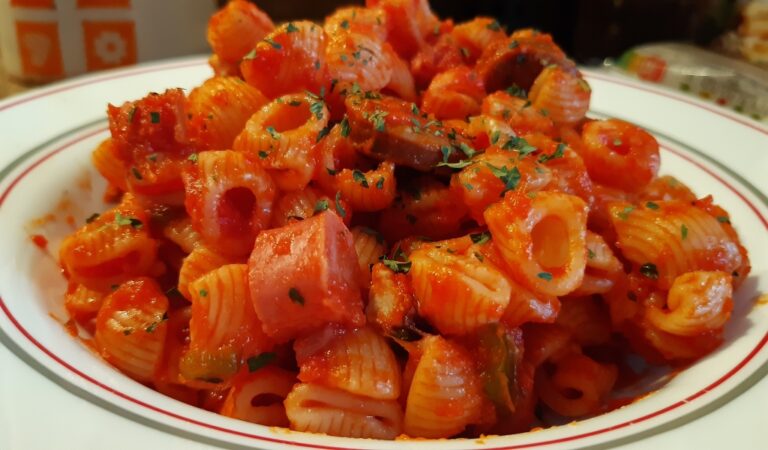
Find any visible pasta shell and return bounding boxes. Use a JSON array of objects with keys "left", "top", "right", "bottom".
[
  {"left": 535, "top": 352, "right": 617, "bottom": 417},
  {"left": 220, "top": 366, "right": 296, "bottom": 427},
  {"left": 59, "top": 193, "right": 157, "bottom": 291},
  {"left": 484, "top": 191, "right": 588, "bottom": 296},
  {"left": 645, "top": 271, "right": 733, "bottom": 336},
  {"left": 182, "top": 150, "right": 276, "bottom": 256},
  {"left": 295, "top": 326, "right": 401, "bottom": 400},
  {"left": 95, "top": 278, "right": 169, "bottom": 383},
  {"left": 187, "top": 76, "right": 268, "bottom": 150},
  {"left": 410, "top": 245, "right": 512, "bottom": 335},
  {"left": 404, "top": 336, "right": 482, "bottom": 438},
  {"left": 610, "top": 201, "right": 743, "bottom": 290},
  {"left": 529, "top": 65, "right": 591, "bottom": 125},
  {"left": 163, "top": 216, "right": 202, "bottom": 254},
  {"left": 285, "top": 383, "right": 403, "bottom": 439}
]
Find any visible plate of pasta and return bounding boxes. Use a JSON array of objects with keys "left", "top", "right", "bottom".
[{"left": 0, "top": 1, "right": 767, "bottom": 449}]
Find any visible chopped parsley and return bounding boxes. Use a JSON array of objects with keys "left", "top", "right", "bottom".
[
  {"left": 305, "top": 89, "right": 326, "bottom": 119},
  {"left": 247, "top": 352, "right": 276, "bottom": 372},
  {"left": 537, "top": 272, "right": 553, "bottom": 281},
  {"left": 288, "top": 287, "right": 305, "bottom": 305},
  {"left": 440, "top": 145, "right": 453, "bottom": 163},
  {"left": 187, "top": 153, "right": 198, "bottom": 162},
  {"left": 376, "top": 177, "right": 384, "bottom": 189},
  {"left": 258, "top": 150, "right": 268, "bottom": 159},
  {"left": 145, "top": 312, "right": 168, "bottom": 333},
  {"left": 681, "top": 224, "right": 688, "bottom": 240},
  {"left": 314, "top": 199, "right": 329, "bottom": 214},
  {"left": 717, "top": 216, "right": 731, "bottom": 224},
  {"left": 150, "top": 111, "right": 160, "bottom": 124},
  {"left": 352, "top": 170, "right": 369, "bottom": 188},
  {"left": 382, "top": 258, "right": 411, "bottom": 274},
  {"left": 485, "top": 164, "right": 521, "bottom": 195},
  {"left": 487, "top": 20, "right": 502, "bottom": 31},
  {"left": 288, "top": 100, "right": 302, "bottom": 107},
  {"left": 490, "top": 130, "right": 502, "bottom": 145},
  {"left": 85, "top": 213, "right": 100, "bottom": 224},
  {"left": 368, "top": 110, "right": 388, "bottom": 132},
  {"left": 199, "top": 289, "right": 208, "bottom": 297},
  {"left": 612, "top": 138, "right": 623, "bottom": 146},
  {"left": 474, "top": 251, "right": 485, "bottom": 262},
  {"left": 340, "top": 116, "right": 351, "bottom": 137},
  {"left": 587, "top": 249, "right": 596, "bottom": 259},
  {"left": 266, "top": 126, "right": 281, "bottom": 140},
  {"left": 470, "top": 231, "right": 492, "bottom": 245},
  {"left": 639, "top": 263, "right": 659, "bottom": 280},
  {"left": 264, "top": 37, "right": 282, "bottom": 49},
  {"left": 243, "top": 49, "right": 257, "bottom": 60},
  {"left": 509, "top": 40, "right": 519, "bottom": 49},
  {"left": 537, "top": 143, "right": 566, "bottom": 163},
  {"left": 459, "top": 142, "right": 477, "bottom": 158},
  {"left": 645, "top": 201, "right": 660, "bottom": 210},
  {"left": 334, "top": 192, "right": 347, "bottom": 218},
  {"left": 286, "top": 22, "right": 299, "bottom": 33},
  {"left": 505, "top": 84, "right": 527, "bottom": 99},
  {"left": 309, "top": 100, "right": 325, "bottom": 120},
  {"left": 617, "top": 205, "right": 635, "bottom": 220},
  {"left": 340, "top": 19, "right": 350, "bottom": 29},
  {"left": 316, "top": 125, "right": 331, "bottom": 143},
  {"left": 502, "top": 136, "right": 537, "bottom": 156},
  {"left": 437, "top": 159, "right": 473, "bottom": 169},
  {"left": 114, "top": 212, "right": 142, "bottom": 229}
]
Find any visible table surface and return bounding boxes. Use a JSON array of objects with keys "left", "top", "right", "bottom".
[
  {"left": 0, "top": 52, "right": 31, "bottom": 99},
  {"left": 0, "top": 53, "right": 36, "bottom": 99}
]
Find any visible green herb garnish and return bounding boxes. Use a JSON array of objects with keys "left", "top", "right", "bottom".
[
  {"left": 288, "top": 287, "right": 305, "bottom": 305},
  {"left": 247, "top": 352, "right": 276, "bottom": 372}
]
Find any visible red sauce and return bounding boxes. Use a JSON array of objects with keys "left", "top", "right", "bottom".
[
  {"left": 30, "top": 234, "right": 48, "bottom": 250},
  {"left": 63, "top": 318, "right": 80, "bottom": 337}
]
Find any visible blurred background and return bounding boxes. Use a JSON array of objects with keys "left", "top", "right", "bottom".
[
  {"left": 251, "top": 0, "right": 741, "bottom": 64},
  {"left": 1, "top": 0, "right": 766, "bottom": 121}
]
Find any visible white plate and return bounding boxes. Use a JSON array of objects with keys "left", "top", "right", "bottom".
[{"left": 0, "top": 57, "right": 766, "bottom": 450}]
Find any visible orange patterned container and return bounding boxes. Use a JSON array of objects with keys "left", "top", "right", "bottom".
[{"left": 0, "top": 0, "right": 217, "bottom": 83}]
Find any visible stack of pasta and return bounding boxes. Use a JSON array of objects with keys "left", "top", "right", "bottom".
[{"left": 58, "top": 0, "right": 751, "bottom": 440}]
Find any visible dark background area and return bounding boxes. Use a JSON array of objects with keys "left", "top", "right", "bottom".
[{"left": 226, "top": 0, "right": 740, "bottom": 63}]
